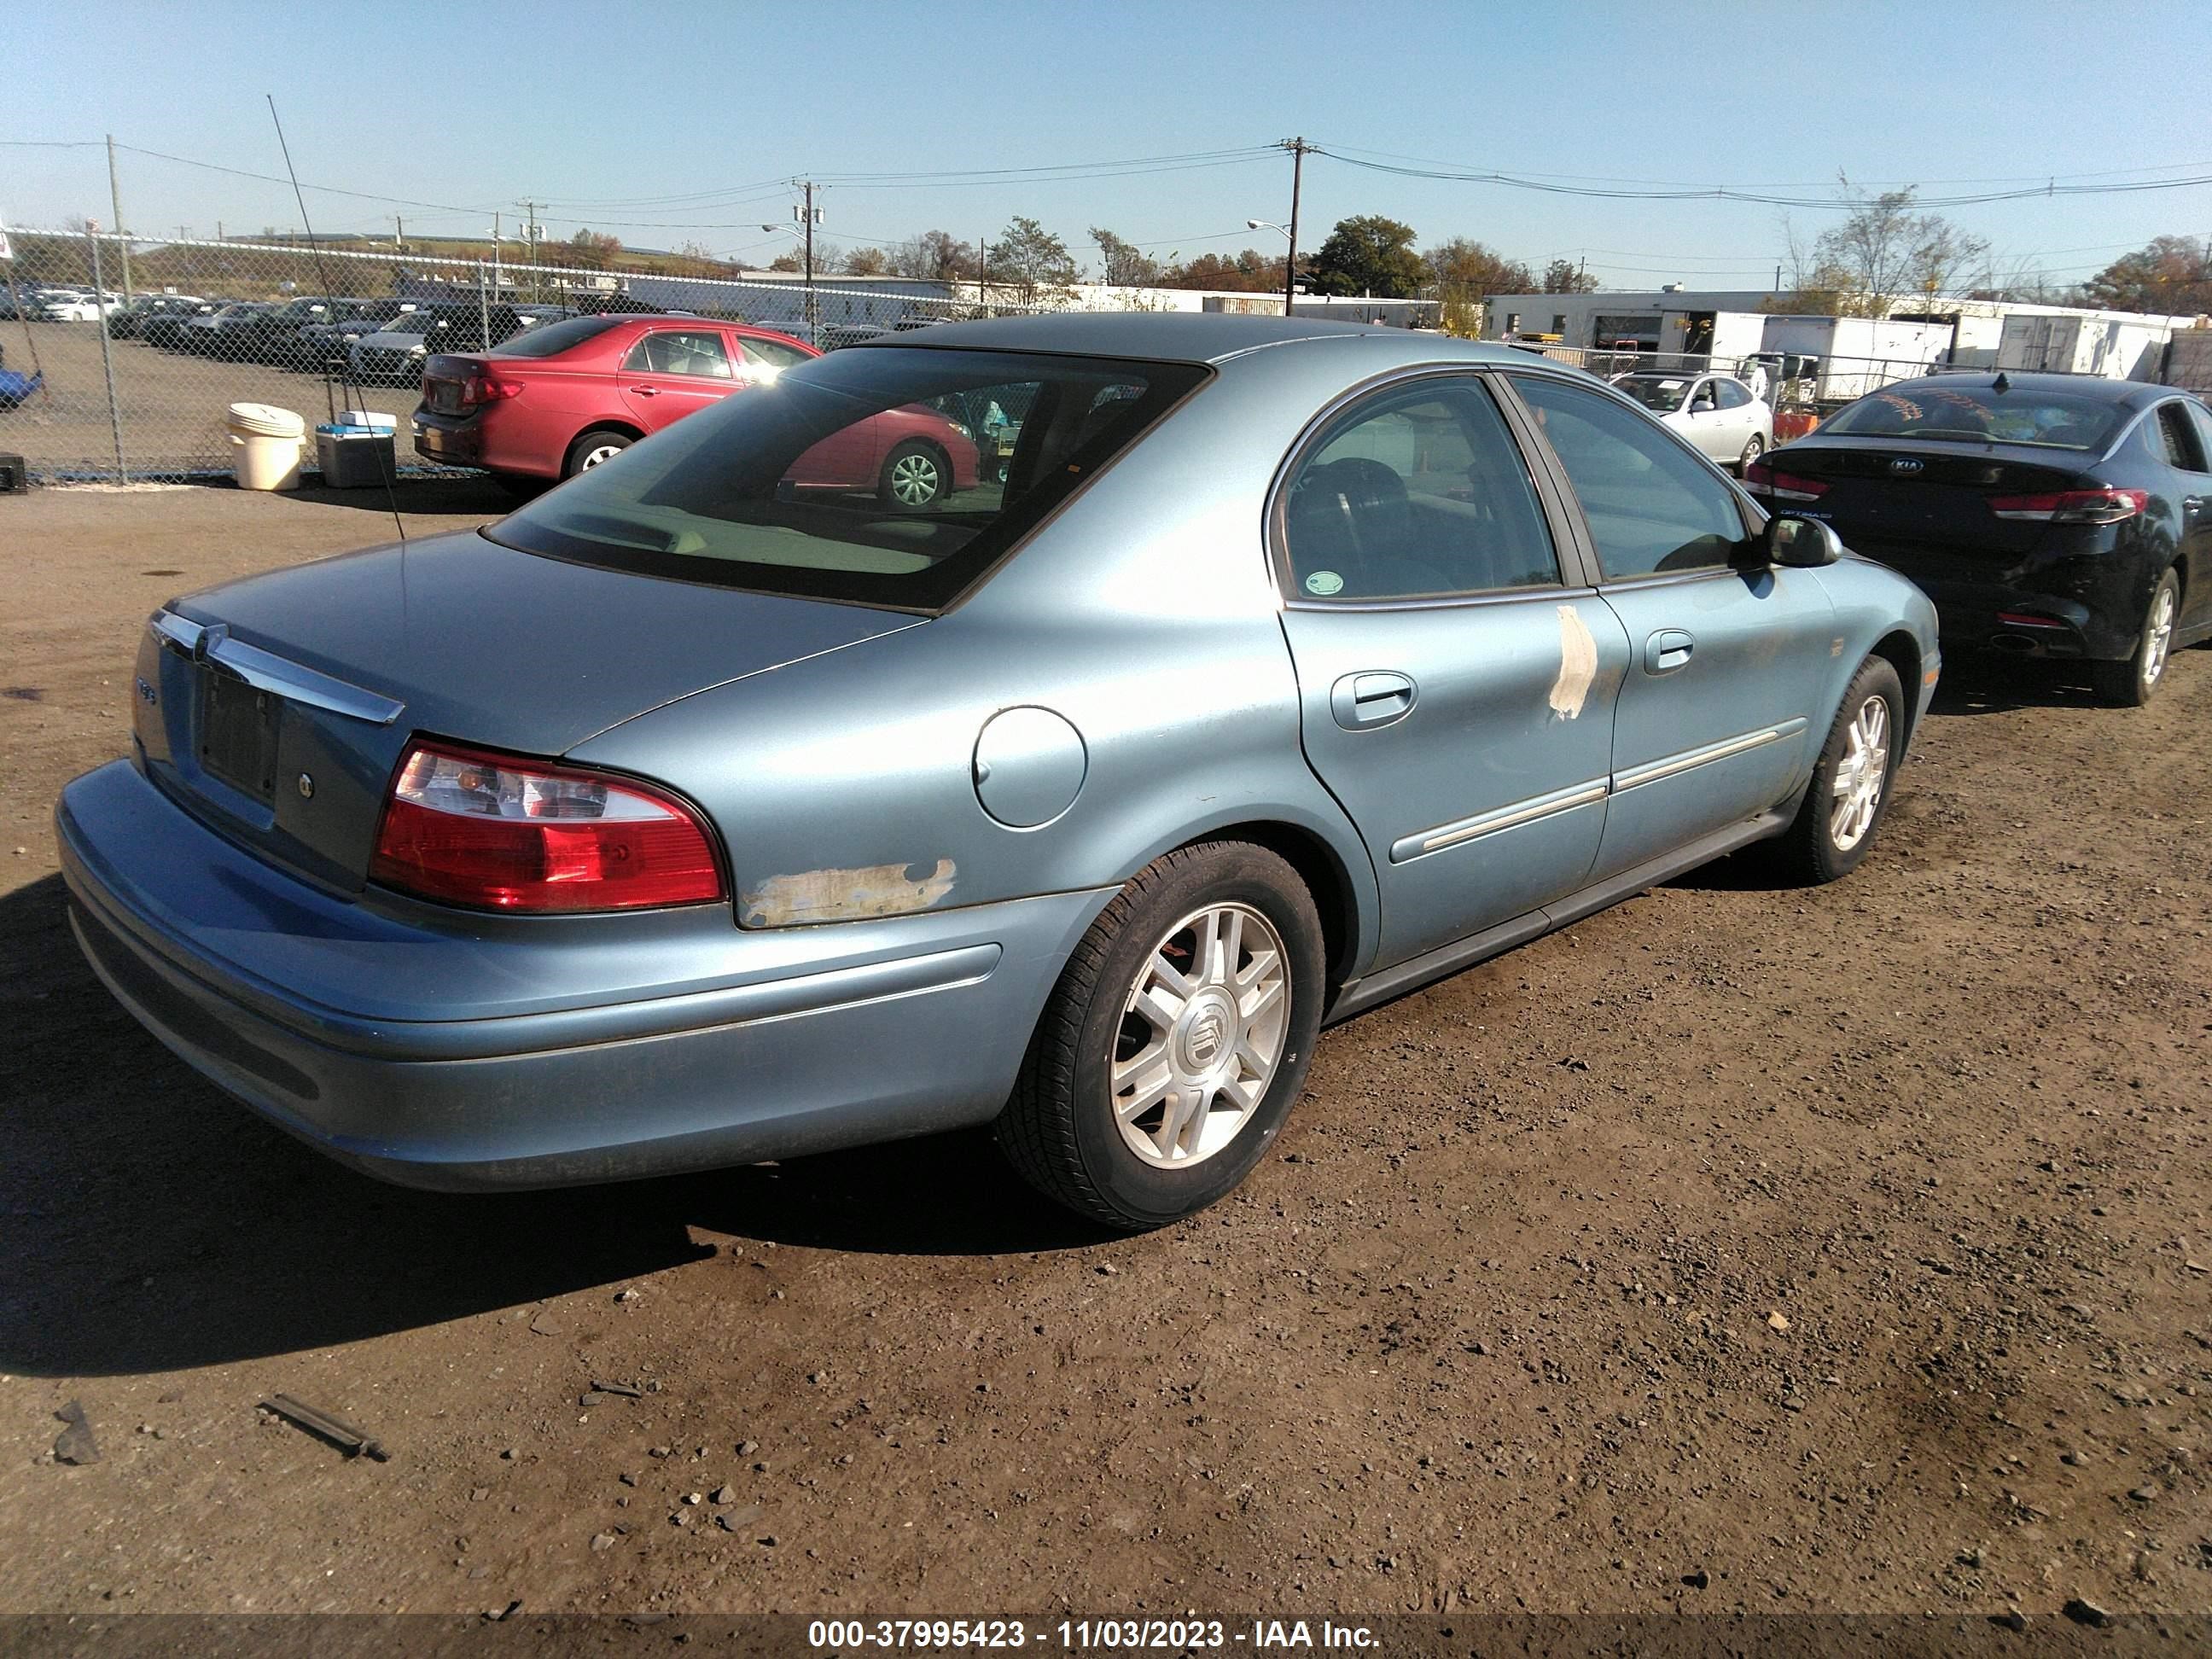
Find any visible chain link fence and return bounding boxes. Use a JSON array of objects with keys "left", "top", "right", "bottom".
[{"left": 0, "top": 229, "right": 1064, "bottom": 483}]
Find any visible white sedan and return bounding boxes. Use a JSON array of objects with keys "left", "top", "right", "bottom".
[
  {"left": 1610, "top": 370, "right": 1773, "bottom": 472},
  {"left": 42, "top": 293, "right": 121, "bottom": 323}
]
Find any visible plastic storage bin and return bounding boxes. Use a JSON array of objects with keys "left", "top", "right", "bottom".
[{"left": 227, "top": 403, "right": 306, "bottom": 492}]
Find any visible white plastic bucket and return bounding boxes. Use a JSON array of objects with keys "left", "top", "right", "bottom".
[{"left": 226, "top": 402, "right": 306, "bottom": 491}]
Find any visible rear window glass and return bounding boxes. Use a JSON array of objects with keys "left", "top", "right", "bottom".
[
  {"left": 1615, "top": 376, "right": 1691, "bottom": 412},
  {"left": 495, "top": 318, "right": 623, "bottom": 360},
  {"left": 490, "top": 346, "right": 1208, "bottom": 613},
  {"left": 1822, "top": 382, "right": 2126, "bottom": 451}
]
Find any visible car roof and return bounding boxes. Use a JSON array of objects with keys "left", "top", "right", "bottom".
[
  {"left": 1885, "top": 371, "right": 2170, "bottom": 410},
  {"left": 856, "top": 311, "right": 1525, "bottom": 368}
]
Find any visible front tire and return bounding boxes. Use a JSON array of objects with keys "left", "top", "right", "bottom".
[
  {"left": 998, "top": 841, "right": 1326, "bottom": 1231},
  {"left": 879, "top": 439, "right": 950, "bottom": 510},
  {"left": 1768, "top": 655, "right": 1904, "bottom": 885},
  {"left": 2091, "top": 567, "right": 2180, "bottom": 707}
]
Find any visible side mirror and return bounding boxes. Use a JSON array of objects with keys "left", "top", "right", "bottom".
[{"left": 1767, "top": 515, "right": 1844, "bottom": 568}]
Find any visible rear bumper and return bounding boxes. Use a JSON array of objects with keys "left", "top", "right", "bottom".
[
  {"left": 59, "top": 759, "right": 1109, "bottom": 1191},
  {"left": 1846, "top": 538, "right": 2148, "bottom": 661},
  {"left": 411, "top": 410, "right": 486, "bottom": 468}
]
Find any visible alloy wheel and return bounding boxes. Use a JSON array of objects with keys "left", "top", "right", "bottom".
[
  {"left": 579, "top": 443, "right": 625, "bottom": 470},
  {"left": 1829, "top": 695, "right": 1890, "bottom": 852},
  {"left": 1110, "top": 902, "right": 1291, "bottom": 1168},
  {"left": 2141, "top": 581, "right": 2176, "bottom": 690}
]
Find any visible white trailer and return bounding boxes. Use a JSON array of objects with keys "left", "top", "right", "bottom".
[
  {"left": 1755, "top": 316, "right": 1953, "bottom": 404},
  {"left": 1996, "top": 314, "right": 2170, "bottom": 380}
]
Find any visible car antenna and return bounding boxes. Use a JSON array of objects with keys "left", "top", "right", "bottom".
[
  {"left": 1992, "top": 371, "right": 2010, "bottom": 394},
  {"left": 265, "top": 93, "right": 405, "bottom": 546}
]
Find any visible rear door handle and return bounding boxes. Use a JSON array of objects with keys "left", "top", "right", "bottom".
[
  {"left": 627, "top": 384, "right": 661, "bottom": 397},
  {"left": 1644, "top": 630, "right": 1695, "bottom": 674},
  {"left": 1330, "top": 670, "right": 1417, "bottom": 731}
]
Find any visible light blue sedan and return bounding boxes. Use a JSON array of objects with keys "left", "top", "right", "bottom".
[{"left": 57, "top": 315, "right": 1939, "bottom": 1229}]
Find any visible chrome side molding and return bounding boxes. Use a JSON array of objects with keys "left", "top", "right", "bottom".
[{"left": 150, "top": 610, "right": 406, "bottom": 727}]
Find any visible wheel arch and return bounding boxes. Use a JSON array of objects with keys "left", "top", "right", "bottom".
[
  {"left": 1866, "top": 628, "right": 1924, "bottom": 745},
  {"left": 1184, "top": 818, "right": 1363, "bottom": 998},
  {"left": 569, "top": 417, "right": 643, "bottom": 453}
]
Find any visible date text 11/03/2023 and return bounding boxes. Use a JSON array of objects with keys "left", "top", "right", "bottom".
[{"left": 806, "top": 1620, "right": 1381, "bottom": 1650}]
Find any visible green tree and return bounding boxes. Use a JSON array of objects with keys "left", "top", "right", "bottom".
[
  {"left": 1090, "top": 227, "right": 1161, "bottom": 288},
  {"left": 1309, "top": 215, "right": 1428, "bottom": 298},
  {"left": 2083, "top": 236, "right": 2212, "bottom": 315},
  {"left": 987, "top": 216, "right": 1079, "bottom": 303},
  {"left": 842, "top": 246, "right": 890, "bottom": 277}
]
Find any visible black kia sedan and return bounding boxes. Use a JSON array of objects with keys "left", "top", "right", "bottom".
[{"left": 1750, "top": 373, "right": 2212, "bottom": 704}]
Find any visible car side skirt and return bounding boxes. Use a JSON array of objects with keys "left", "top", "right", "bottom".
[{"left": 1324, "top": 796, "right": 1802, "bottom": 1027}]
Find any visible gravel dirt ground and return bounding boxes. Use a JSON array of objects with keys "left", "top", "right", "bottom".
[{"left": 0, "top": 482, "right": 2207, "bottom": 1623}]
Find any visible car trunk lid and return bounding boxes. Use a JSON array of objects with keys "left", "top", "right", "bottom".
[
  {"left": 1765, "top": 439, "right": 2089, "bottom": 563},
  {"left": 135, "top": 528, "right": 920, "bottom": 894}
]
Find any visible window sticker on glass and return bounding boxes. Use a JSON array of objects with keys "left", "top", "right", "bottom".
[{"left": 1304, "top": 569, "right": 1345, "bottom": 597}]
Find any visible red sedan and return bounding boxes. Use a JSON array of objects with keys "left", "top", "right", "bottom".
[{"left": 412, "top": 314, "right": 980, "bottom": 504}]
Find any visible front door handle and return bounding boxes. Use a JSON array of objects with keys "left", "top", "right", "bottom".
[
  {"left": 1330, "top": 670, "right": 1417, "bottom": 731},
  {"left": 1644, "top": 630, "right": 1696, "bottom": 674},
  {"left": 2186, "top": 495, "right": 2206, "bottom": 519}
]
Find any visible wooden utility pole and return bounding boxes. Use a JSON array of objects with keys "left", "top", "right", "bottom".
[
  {"left": 796, "top": 180, "right": 820, "bottom": 333},
  {"left": 1280, "top": 137, "right": 1315, "bottom": 318},
  {"left": 106, "top": 134, "right": 133, "bottom": 301}
]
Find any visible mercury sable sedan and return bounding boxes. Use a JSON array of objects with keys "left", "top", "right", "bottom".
[{"left": 59, "top": 315, "right": 1939, "bottom": 1230}]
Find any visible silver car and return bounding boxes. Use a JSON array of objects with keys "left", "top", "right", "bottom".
[
  {"left": 59, "top": 316, "right": 1937, "bottom": 1229},
  {"left": 1612, "top": 370, "right": 1774, "bottom": 471}
]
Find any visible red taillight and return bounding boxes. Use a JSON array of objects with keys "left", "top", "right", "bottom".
[
  {"left": 370, "top": 740, "right": 724, "bottom": 912},
  {"left": 457, "top": 372, "right": 523, "bottom": 410},
  {"left": 1987, "top": 487, "right": 2146, "bottom": 525},
  {"left": 1743, "top": 459, "right": 1830, "bottom": 503}
]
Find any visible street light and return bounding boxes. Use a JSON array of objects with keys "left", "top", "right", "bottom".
[{"left": 1247, "top": 219, "right": 1305, "bottom": 313}]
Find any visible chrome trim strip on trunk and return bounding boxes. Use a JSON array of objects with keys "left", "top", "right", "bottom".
[
  {"left": 1391, "top": 779, "right": 1610, "bottom": 863},
  {"left": 151, "top": 609, "right": 407, "bottom": 727},
  {"left": 1612, "top": 717, "right": 1807, "bottom": 793}
]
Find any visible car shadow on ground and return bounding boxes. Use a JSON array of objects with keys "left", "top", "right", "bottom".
[
  {"left": 1924, "top": 651, "right": 2116, "bottom": 716},
  {"left": 253, "top": 474, "right": 518, "bottom": 517},
  {"left": 0, "top": 871, "right": 1104, "bottom": 1377}
]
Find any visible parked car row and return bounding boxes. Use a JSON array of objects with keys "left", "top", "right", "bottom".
[{"left": 96, "top": 290, "right": 582, "bottom": 383}]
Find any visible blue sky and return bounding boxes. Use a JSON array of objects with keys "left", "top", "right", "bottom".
[{"left": 7, "top": 0, "right": 2210, "bottom": 289}]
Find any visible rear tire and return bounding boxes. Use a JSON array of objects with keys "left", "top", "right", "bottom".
[
  {"left": 1738, "top": 434, "right": 1766, "bottom": 473},
  {"left": 2091, "top": 567, "right": 2180, "bottom": 707},
  {"left": 1767, "top": 655, "right": 1904, "bottom": 886},
  {"left": 564, "top": 428, "right": 632, "bottom": 478},
  {"left": 997, "top": 841, "right": 1325, "bottom": 1231}
]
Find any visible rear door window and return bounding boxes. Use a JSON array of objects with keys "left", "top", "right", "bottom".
[
  {"left": 625, "top": 329, "right": 736, "bottom": 379},
  {"left": 1278, "top": 376, "right": 1561, "bottom": 601},
  {"left": 2151, "top": 402, "right": 2209, "bottom": 472},
  {"left": 739, "top": 335, "right": 814, "bottom": 374},
  {"left": 1716, "top": 379, "right": 1753, "bottom": 410}
]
